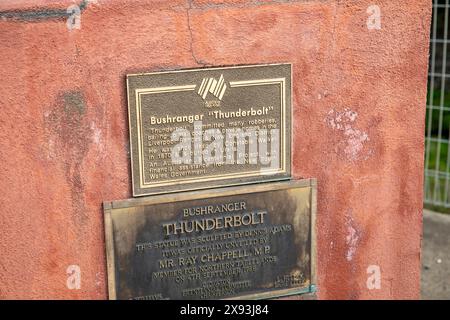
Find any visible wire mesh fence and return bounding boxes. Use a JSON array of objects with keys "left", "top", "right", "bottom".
[{"left": 424, "top": 0, "right": 450, "bottom": 208}]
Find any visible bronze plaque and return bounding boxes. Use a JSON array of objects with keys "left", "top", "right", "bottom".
[
  {"left": 127, "top": 64, "right": 292, "bottom": 196},
  {"left": 104, "top": 179, "right": 316, "bottom": 300}
]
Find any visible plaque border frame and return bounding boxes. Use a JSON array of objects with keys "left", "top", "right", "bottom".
[{"left": 103, "top": 178, "right": 317, "bottom": 300}]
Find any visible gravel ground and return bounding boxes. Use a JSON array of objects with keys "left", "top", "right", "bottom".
[{"left": 421, "top": 210, "right": 450, "bottom": 300}]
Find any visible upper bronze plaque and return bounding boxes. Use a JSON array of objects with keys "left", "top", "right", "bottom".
[{"left": 127, "top": 64, "right": 292, "bottom": 196}]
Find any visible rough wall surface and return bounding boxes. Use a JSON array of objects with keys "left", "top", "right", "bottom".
[{"left": 0, "top": 0, "right": 431, "bottom": 299}]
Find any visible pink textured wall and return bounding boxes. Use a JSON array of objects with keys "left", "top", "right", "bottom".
[{"left": 0, "top": 0, "right": 431, "bottom": 299}]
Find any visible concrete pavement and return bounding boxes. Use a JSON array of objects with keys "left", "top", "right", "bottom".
[{"left": 421, "top": 210, "right": 450, "bottom": 300}]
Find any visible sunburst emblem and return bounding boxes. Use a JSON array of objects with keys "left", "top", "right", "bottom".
[{"left": 197, "top": 74, "right": 227, "bottom": 101}]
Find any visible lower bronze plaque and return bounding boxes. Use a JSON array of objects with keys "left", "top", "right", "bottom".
[{"left": 104, "top": 179, "right": 316, "bottom": 300}]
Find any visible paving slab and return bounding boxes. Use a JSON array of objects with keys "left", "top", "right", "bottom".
[{"left": 421, "top": 210, "right": 450, "bottom": 300}]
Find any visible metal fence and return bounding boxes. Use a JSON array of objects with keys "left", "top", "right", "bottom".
[{"left": 424, "top": 0, "right": 450, "bottom": 208}]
